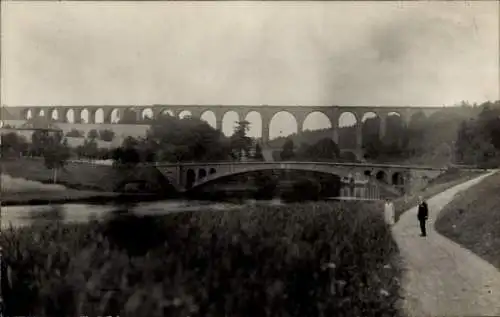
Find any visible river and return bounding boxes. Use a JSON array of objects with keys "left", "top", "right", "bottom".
[{"left": 0, "top": 199, "right": 287, "bottom": 229}]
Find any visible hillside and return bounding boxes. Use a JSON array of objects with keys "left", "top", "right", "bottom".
[
  {"left": 266, "top": 105, "right": 486, "bottom": 165},
  {"left": 435, "top": 171, "right": 500, "bottom": 269}
]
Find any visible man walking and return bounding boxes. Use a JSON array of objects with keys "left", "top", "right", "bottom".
[{"left": 417, "top": 196, "right": 429, "bottom": 237}]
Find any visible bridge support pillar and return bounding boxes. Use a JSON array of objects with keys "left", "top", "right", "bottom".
[
  {"left": 379, "top": 113, "right": 387, "bottom": 141},
  {"left": 355, "top": 122, "right": 363, "bottom": 160}
]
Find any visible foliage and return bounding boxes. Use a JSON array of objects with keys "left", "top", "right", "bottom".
[
  {"left": 42, "top": 131, "right": 71, "bottom": 171},
  {"left": 267, "top": 101, "right": 498, "bottom": 165},
  {"left": 253, "top": 143, "right": 264, "bottom": 161},
  {"left": 296, "top": 138, "right": 340, "bottom": 161},
  {"left": 455, "top": 102, "right": 500, "bottom": 167},
  {"left": 75, "top": 138, "right": 100, "bottom": 159},
  {"left": 0, "top": 202, "right": 403, "bottom": 317},
  {"left": 229, "top": 120, "right": 253, "bottom": 161},
  {"left": 65, "top": 129, "right": 84, "bottom": 138},
  {"left": 98, "top": 129, "right": 115, "bottom": 142},
  {"left": 1, "top": 132, "right": 29, "bottom": 157},
  {"left": 111, "top": 114, "right": 232, "bottom": 164},
  {"left": 280, "top": 138, "right": 295, "bottom": 161},
  {"left": 87, "top": 129, "right": 99, "bottom": 140}
]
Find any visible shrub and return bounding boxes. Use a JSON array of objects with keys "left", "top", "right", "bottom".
[
  {"left": 0, "top": 202, "right": 403, "bottom": 317},
  {"left": 66, "top": 129, "right": 84, "bottom": 138}
]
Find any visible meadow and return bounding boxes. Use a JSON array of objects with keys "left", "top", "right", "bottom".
[{"left": 0, "top": 201, "right": 404, "bottom": 317}]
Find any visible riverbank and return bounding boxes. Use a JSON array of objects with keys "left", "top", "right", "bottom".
[
  {"left": 0, "top": 174, "right": 167, "bottom": 206},
  {"left": 0, "top": 201, "right": 404, "bottom": 316}
]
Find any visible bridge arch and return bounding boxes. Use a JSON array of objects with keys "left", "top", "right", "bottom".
[
  {"left": 384, "top": 112, "right": 405, "bottom": 144},
  {"left": 65, "top": 109, "right": 75, "bottom": 123},
  {"left": 24, "top": 109, "right": 33, "bottom": 120},
  {"left": 200, "top": 110, "right": 217, "bottom": 129},
  {"left": 51, "top": 109, "right": 59, "bottom": 121},
  {"left": 179, "top": 110, "right": 192, "bottom": 119},
  {"left": 186, "top": 166, "right": 344, "bottom": 192},
  {"left": 269, "top": 111, "right": 298, "bottom": 140},
  {"left": 408, "top": 111, "right": 426, "bottom": 130},
  {"left": 244, "top": 111, "right": 262, "bottom": 139},
  {"left": 375, "top": 170, "right": 387, "bottom": 183},
  {"left": 110, "top": 108, "right": 120, "bottom": 123},
  {"left": 81, "top": 109, "right": 90, "bottom": 124},
  {"left": 161, "top": 109, "right": 174, "bottom": 117},
  {"left": 94, "top": 108, "right": 104, "bottom": 124},
  {"left": 222, "top": 111, "right": 239, "bottom": 136},
  {"left": 198, "top": 168, "right": 207, "bottom": 180},
  {"left": 142, "top": 108, "right": 154, "bottom": 121},
  {"left": 302, "top": 111, "right": 332, "bottom": 132},
  {"left": 392, "top": 172, "right": 405, "bottom": 186}
]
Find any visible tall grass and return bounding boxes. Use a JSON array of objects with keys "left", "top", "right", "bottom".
[{"left": 0, "top": 202, "right": 403, "bottom": 317}]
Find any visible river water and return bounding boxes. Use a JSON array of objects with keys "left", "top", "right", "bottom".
[{"left": 0, "top": 199, "right": 287, "bottom": 229}]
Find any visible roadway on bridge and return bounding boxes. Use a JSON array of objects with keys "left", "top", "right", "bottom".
[{"left": 393, "top": 170, "right": 500, "bottom": 316}]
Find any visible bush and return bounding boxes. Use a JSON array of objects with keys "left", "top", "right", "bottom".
[
  {"left": 0, "top": 203, "right": 403, "bottom": 317},
  {"left": 66, "top": 129, "right": 84, "bottom": 138}
]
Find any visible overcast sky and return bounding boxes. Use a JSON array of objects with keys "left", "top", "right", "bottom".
[{"left": 1, "top": 1, "right": 498, "bottom": 137}]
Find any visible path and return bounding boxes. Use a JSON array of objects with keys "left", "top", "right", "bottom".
[{"left": 393, "top": 171, "right": 500, "bottom": 317}]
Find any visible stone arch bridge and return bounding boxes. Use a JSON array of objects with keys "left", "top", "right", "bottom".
[
  {"left": 2, "top": 104, "right": 461, "bottom": 160},
  {"left": 154, "top": 161, "right": 447, "bottom": 197}
]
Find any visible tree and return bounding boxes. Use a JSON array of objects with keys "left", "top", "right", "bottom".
[
  {"left": 87, "top": 129, "right": 99, "bottom": 140},
  {"left": 298, "top": 138, "right": 340, "bottom": 161},
  {"left": 77, "top": 138, "right": 99, "bottom": 159},
  {"left": 121, "top": 109, "right": 139, "bottom": 124},
  {"left": 144, "top": 115, "right": 231, "bottom": 162},
  {"left": 280, "top": 138, "right": 295, "bottom": 161},
  {"left": 230, "top": 120, "right": 253, "bottom": 161},
  {"left": 253, "top": 142, "right": 264, "bottom": 161},
  {"left": 66, "top": 129, "right": 84, "bottom": 138},
  {"left": 1, "top": 132, "right": 28, "bottom": 157},
  {"left": 99, "top": 129, "right": 115, "bottom": 142},
  {"left": 42, "top": 131, "right": 71, "bottom": 183}
]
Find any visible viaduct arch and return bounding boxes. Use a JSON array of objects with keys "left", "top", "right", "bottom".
[{"left": 4, "top": 104, "right": 449, "bottom": 160}]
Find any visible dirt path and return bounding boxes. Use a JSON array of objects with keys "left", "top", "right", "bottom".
[{"left": 393, "top": 171, "right": 500, "bottom": 317}]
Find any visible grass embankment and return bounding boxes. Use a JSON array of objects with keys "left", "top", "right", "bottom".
[
  {"left": 1, "top": 158, "right": 176, "bottom": 205},
  {"left": 0, "top": 174, "right": 119, "bottom": 206},
  {"left": 393, "top": 169, "right": 484, "bottom": 222},
  {"left": 435, "top": 171, "right": 500, "bottom": 270},
  {"left": 1, "top": 158, "right": 115, "bottom": 191},
  {"left": 0, "top": 202, "right": 404, "bottom": 317}
]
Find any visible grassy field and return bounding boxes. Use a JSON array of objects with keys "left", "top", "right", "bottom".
[
  {"left": 1, "top": 158, "right": 115, "bottom": 191},
  {"left": 1, "top": 157, "right": 175, "bottom": 196},
  {"left": 0, "top": 202, "right": 404, "bottom": 317},
  {"left": 0, "top": 174, "right": 120, "bottom": 205},
  {"left": 393, "top": 169, "right": 484, "bottom": 222},
  {"left": 435, "top": 171, "right": 500, "bottom": 270}
]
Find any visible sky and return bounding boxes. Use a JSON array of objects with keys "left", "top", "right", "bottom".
[{"left": 1, "top": 1, "right": 499, "bottom": 138}]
